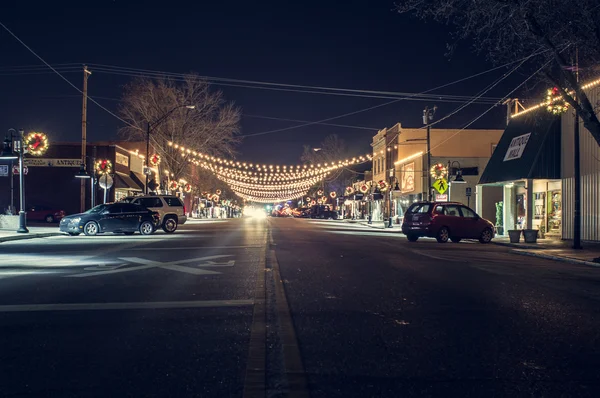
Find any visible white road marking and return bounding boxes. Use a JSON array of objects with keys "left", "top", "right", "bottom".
[
  {"left": 126, "top": 245, "right": 263, "bottom": 250},
  {"left": 0, "top": 299, "right": 254, "bottom": 312},
  {"left": 66, "top": 255, "right": 235, "bottom": 278}
]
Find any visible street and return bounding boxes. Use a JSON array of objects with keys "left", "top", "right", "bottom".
[{"left": 1, "top": 218, "right": 600, "bottom": 397}]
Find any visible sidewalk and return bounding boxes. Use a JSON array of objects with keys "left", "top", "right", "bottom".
[
  {"left": 0, "top": 226, "right": 64, "bottom": 243},
  {"left": 345, "top": 219, "right": 405, "bottom": 233},
  {"left": 493, "top": 236, "right": 600, "bottom": 267}
]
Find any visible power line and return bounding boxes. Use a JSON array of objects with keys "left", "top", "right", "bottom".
[
  {"left": 244, "top": 114, "right": 379, "bottom": 131},
  {"left": 0, "top": 22, "right": 140, "bottom": 131}
]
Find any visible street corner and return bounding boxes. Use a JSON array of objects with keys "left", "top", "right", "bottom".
[{"left": 509, "top": 248, "right": 600, "bottom": 268}]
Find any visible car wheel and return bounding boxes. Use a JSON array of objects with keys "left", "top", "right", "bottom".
[
  {"left": 45, "top": 215, "right": 54, "bottom": 223},
  {"left": 450, "top": 237, "right": 461, "bottom": 243},
  {"left": 162, "top": 217, "right": 178, "bottom": 233},
  {"left": 407, "top": 234, "right": 419, "bottom": 242},
  {"left": 479, "top": 228, "right": 493, "bottom": 244},
  {"left": 436, "top": 227, "right": 450, "bottom": 243},
  {"left": 139, "top": 221, "right": 154, "bottom": 235},
  {"left": 124, "top": 232, "right": 135, "bottom": 236},
  {"left": 68, "top": 232, "right": 80, "bottom": 236},
  {"left": 83, "top": 221, "right": 99, "bottom": 236}
]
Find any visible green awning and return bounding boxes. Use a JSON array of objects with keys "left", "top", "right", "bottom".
[{"left": 479, "top": 112, "right": 560, "bottom": 184}]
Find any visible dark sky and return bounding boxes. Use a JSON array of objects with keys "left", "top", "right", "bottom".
[{"left": 0, "top": 0, "right": 527, "bottom": 164}]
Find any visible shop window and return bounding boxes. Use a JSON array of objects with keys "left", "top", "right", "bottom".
[{"left": 547, "top": 190, "right": 562, "bottom": 234}]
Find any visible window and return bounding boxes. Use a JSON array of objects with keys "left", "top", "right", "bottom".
[
  {"left": 164, "top": 196, "right": 183, "bottom": 207},
  {"left": 460, "top": 207, "right": 477, "bottom": 218},
  {"left": 137, "top": 197, "right": 163, "bottom": 208},
  {"left": 445, "top": 205, "right": 461, "bottom": 217},
  {"left": 406, "top": 203, "right": 431, "bottom": 214},
  {"left": 434, "top": 205, "right": 445, "bottom": 214}
]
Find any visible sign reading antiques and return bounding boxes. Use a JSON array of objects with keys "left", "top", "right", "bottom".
[
  {"left": 24, "top": 158, "right": 80, "bottom": 167},
  {"left": 503, "top": 133, "right": 531, "bottom": 162}
]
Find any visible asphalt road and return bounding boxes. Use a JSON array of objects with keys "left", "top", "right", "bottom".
[{"left": 1, "top": 217, "right": 600, "bottom": 397}]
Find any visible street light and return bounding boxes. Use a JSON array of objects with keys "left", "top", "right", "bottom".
[
  {"left": 0, "top": 129, "right": 28, "bottom": 233},
  {"left": 145, "top": 104, "right": 196, "bottom": 194},
  {"left": 448, "top": 161, "right": 466, "bottom": 184},
  {"left": 75, "top": 164, "right": 98, "bottom": 209}
]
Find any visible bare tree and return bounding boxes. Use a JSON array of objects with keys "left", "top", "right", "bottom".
[
  {"left": 396, "top": 0, "right": 600, "bottom": 146},
  {"left": 119, "top": 75, "right": 241, "bottom": 187},
  {"left": 301, "top": 134, "right": 354, "bottom": 196}
]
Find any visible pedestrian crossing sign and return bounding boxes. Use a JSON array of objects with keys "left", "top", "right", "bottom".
[{"left": 432, "top": 178, "right": 448, "bottom": 195}]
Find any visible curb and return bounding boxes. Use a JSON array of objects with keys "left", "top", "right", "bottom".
[
  {"left": 0, "top": 232, "right": 64, "bottom": 243},
  {"left": 509, "top": 249, "right": 600, "bottom": 268},
  {"left": 492, "top": 241, "right": 542, "bottom": 250}
]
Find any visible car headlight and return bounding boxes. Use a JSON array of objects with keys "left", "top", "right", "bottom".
[{"left": 70, "top": 217, "right": 81, "bottom": 223}]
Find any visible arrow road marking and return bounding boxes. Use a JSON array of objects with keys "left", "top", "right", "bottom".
[{"left": 66, "top": 255, "right": 234, "bottom": 278}]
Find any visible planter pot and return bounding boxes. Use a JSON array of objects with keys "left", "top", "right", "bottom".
[
  {"left": 523, "top": 229, "right": 539, "bottom": 244},
  {"left": 508, "top": 230, "right": 522, "bottom": 243},
  {"left": 496, "top": 226, "right": 504, "bottom": 236}
]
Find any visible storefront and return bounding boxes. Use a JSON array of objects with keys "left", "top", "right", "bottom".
[{"left": 479, "top": 112, "right": 561, "bottom": 236}]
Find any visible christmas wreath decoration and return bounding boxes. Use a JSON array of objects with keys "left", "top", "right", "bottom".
[
  {"left": 546, "top": 87, "right": 569, "bottom": 115},
  {"left": 359, "top": 183, "right": 369, "bottom": 194},
  {"left": 317, "top": 189, "right": 324, "bottom": 196},
  {"left": 169, "top": 180, "right": 179, "bottom": 191},
  {"left": 345, "top": 186, "right": 355, "bottom": 196},
  {"left": 149, "top": 153, "right": 161, "bottom": 166},
  {"left": 183, "top": 183, "right": 192, "bottom": 193},
  {"left": 377, "top": 180, "right": 389, "bottom": 192},
  {"left": 310, "top": 200, "right": 316, "bottom": 206},
  {"left": 329, "top": 191, "right": 337, "bottom": 199},
  {"left": 216, "top": 189, "right": 222, "bottom": 195},
  {"left": 212, "top": 195, "right": 220, "bottom": 202},
  {"left": 430, "top": 163, "right": 448, "bottom": 180},
  {"left": 306, "top": 196, "right": 311, "bottom": 202},
  {"left": 95, "top": 159, "right": 113, "bottom": 175},
  {"left": 24, "top": 132, "right": 49, "bottom": 156},
  {"left": 207, "top": 193, "right": 213, "bottom": 200}
]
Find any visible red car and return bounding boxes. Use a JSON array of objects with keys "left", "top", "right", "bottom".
[
  {"left": 27, "top": 205, "right": 66, "bottom": 223},
  {"left": 401, "top": 201, "right": 495, "bottom": 243}
]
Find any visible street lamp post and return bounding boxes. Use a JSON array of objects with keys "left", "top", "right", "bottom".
[
  {"left": 447, "top": 160, "right": 466, "bottom": 204},
  {"left": 387, "top": 176, "right": 401, "bottom": 228},
  {"left": 1, "top": 129, "right": 28, "bottom": 233},
  {"left": 145, "top": 104, "right": 196, "bottom": 194}
]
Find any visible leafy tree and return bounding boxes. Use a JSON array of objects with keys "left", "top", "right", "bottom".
[{"left": 396, "top": 0, "right": 600, "bottom": 145}]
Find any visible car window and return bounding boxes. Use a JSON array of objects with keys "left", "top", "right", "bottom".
[
  {"left": 120, "top": 203, "right": 141, "bottom": 213},
  {"left": 163, "top": 196, "right": 183, "bottom": 207},
  {"left": 434, "top": 205, "right": 445, "bottom": 214},
  {"left": 107, "top": 204, "right": 124, "bottom": 214},
  {"left": 137, "top": 197, "right": 163, "bottom": 208},
  {"left": 445, "top": 205, "right": 461, "bottom": 217},
  {"left": 406, "top": 203, "right": 431, "bottom": 214},
  {"left": 460, "top": 207, "right": 477, "bottom": 218}
]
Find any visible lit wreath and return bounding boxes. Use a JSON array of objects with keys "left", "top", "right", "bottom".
[
  {"left": 169, "top": 180, "right": 179, "bottom": 191},
  {"left": 321, "top": 196, "right": 328, "bottom": 203},
  {"left": 216, "top": 189, "right": 222, "bottom": 195},
  {"left": 330, "top": 191, "right": 337, "bottom": 199},
  {"left": 317, "top": 189, "right": 324, "bottom": 196},
  {"left": 95, "top": 159, "right": 113, "bottom": 175},
  {"left": 546, "top": 87, "right": 569, "bottom": 115},
  {"left": 345, "top": 186, "right": 355, "bottom": 196},
  {"left": 430, "top": 163, "right": 448, "bottom": 180},
  {"left": 306, "top": 196, "right": 311, "bottom": 202},
  {"left": 213, "top": 195, "right": 220, "bottom": 202},
  {"left": 377, "top": 180, "right": 389, "bottom": 192},
  {"left": 149, "top": 153, "right": 161, "bottom": 166},
  {"left": 359, "top": 184, "right": 369, "bottom": 194},
  {"left": 183, "top": 183, "right": 192, "bottom": 193},
  {"left": 25, "top": 132, "right": 49, "bottom": 156},
  {"left": 207, "top": 193, "right": 213, "bottom": 200},
  {"left": 310, "top": 200, "right": 316, "bottom": 206}
]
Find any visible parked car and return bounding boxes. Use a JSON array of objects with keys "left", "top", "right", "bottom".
[
  {"left": 401, "top": 201, "right": 495, "bottom": 243},
  {"left": 27, "top": 205, "right": 66, "bottom": 223},
  {"left": 60, "top": 203, "right": 160, "bottom": 236},
  {"left": 309, "top": 205, "right": 338, "bottom": 220},
  {"left": 121, "top": 195, "right": 187, "bottom": 233}
]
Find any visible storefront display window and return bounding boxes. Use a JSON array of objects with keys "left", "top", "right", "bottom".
[{"left": 547, "top": 190, "right": 562, "bottom": 234}]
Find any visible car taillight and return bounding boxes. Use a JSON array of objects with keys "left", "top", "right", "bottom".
[{"left": 183, "top": 205, "right": 187, "bottom": 214}]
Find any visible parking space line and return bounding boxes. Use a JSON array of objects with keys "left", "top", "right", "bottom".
[{"left": 0, "top": 300, "right": 254, "bottom": 312}]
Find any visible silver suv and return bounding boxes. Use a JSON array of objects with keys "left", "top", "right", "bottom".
[{"left": 122, "top": 195, "right": 187, "bottom": 233}]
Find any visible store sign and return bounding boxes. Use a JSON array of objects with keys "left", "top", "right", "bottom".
[
  {"left": 24, "top": 159, "right": 80, "bottom": 167},
  {"left": 401, "top": 162, "right": 415, "bottom": 192},
  {"left": 0, "top": 165, "right": 8, "bottom": 176},
  {"left": 116, "top": 152, "right": 129, "bottom": 167},
  {"left": 503, "top": 133, "right": 531, "bottom": 162},
  {"left": 435, "top": 194, "right": 448, "bottom": 202}
]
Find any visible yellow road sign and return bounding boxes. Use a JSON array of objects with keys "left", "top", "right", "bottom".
[{"left": 432, "top": 178, "right": 448, "bottom": 195}]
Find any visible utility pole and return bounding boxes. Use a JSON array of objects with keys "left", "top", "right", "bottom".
[
  {"left": 91, "top": 146, "right": 97, "bottom": 209},
  {"left": 80, "top": 65, "right": 91, "bottom": 213},
  {"left": 423, "top": 106, "right": 436, "bottom": 201}
]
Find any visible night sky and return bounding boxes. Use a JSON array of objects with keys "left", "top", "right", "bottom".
[{"left": 1, "top": 0, "right": 530, "bottom": 164}]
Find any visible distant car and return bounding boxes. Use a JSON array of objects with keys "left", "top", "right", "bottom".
[
  {"left": 27, "top": 205, "right": 66, "bottom": 223},
  {"left": 121, "top": 195, "right": 187, "bottom": 233},
  {"left": 401, "top": 201, "right": 495, "bottom": 243},
  {"left": 60, "top": 203, "right": 160, "bottom": 236}
]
